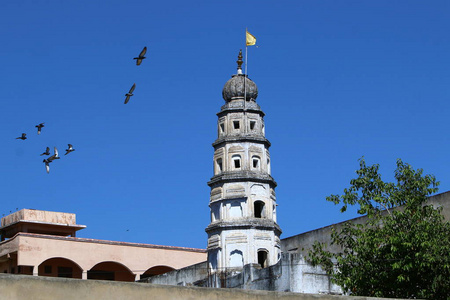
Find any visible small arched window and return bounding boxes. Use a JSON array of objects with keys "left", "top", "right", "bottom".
[
  {"left": 232, "top": 155, "right": 241, "bottom": 170},
  {"left": 273, "top": 204, "right": 277, "bottom": 222},
  {"left": 211, "top": 203, "right": 220, "bottom": 221},
  {"left": 254, "top": 201, "right": 265, "bottom": 218},
  {"left": 219, "top": 123, "right": 225, "bottom": 135},
  {"left": 252, "top": 156, "right": 261, "bottom": 170},
  {"left": 230, "top": 250, "right": 244, "bottom": 268},
  {"left": 257, "top": 250, "right": 268, "bottom": 268},
  {"left": 229, "top": 201, "right": 242, "bottom": 218},
  {"left": 215, "top": 158, "right": 223, "bottom": 174}
]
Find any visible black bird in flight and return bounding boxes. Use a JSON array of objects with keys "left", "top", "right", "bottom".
[
  {"left": 43, "top": 147, "right": 60, "bottom": 173},
  {"left": 16, "top": 133, "right": 27, "bottom": 140},
  {"left": 40, "top": 147, "right": 50, "bottom": 156},
  {"left": 133, "top": 47, "right": 147, "bottom": 66},
  {"left": 35, "top": 123, "right": 45, "bottom": 135},
  {"left": 65, "top": 144, "right": 75, "bottom": 155},
  {"left": 124, "top": 83, "right": 136, "bottom": 104},
  {"left": 48, "top": 147, "right": 61, "bottom": 161},
  {"left": 43, "top": 158, "right": 52, "bottom": 174}
]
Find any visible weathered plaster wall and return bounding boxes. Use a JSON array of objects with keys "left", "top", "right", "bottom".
[
  {"left": 141, "top": 261, "right": 209, "bottom": 286},
  {"left": 1, "top": 209, "right": 77, "bottom": 227},
  {"left": 0, "top": 233, "right": 206, "bottom": 279},
  {"left": 220, "top": 253, "right": 341, "bottom": 294},
  {"left": 428, "top": 190, "right": 450, "bottom": 220},
  {"left": 143, "top": 253, "right": 340, "bottom": 295},
  {"left": 281, "top": 191, "right": 450, "bottom": 257},
  {"left": 0, "top": 274, "right": 404, "bottom": 300}
]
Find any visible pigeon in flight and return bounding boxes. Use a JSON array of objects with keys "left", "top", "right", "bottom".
[
  {"left": 35, "top": 123, "right": 45, "bottom": 135},
  {"left": 133, "top": 47, "right": 147, "bottom": 66},
  {"left": 48, "top": 147, "right": 61, "bottom": 161},
  {"left": 16, "top": 133, "right": 27, "bottom": 140},
  {"left": 43, "top": 158, "right": 52, "bottom": 174},
  {"left": 43, "top": 147, "right": 60, "bottom": 173},
  {"left": 65, "top": 144, "right": 75, "bottom": 155},
  {"left": 124, "top": 83, "right": 136, "bottom": 104},
  {"left": 40, "top": 147, "right": 50, "bottom": 156}
]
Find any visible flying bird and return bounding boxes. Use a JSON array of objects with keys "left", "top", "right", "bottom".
[
  {"left": 133, "top": 47, "right": 147, "bottom": 66},
  {"left": 124, "top": 83, "right": 136, "bottom": 104},
  {"left": 40, "top": 147, "right": 50, "bottom": 156},
  {"left": 65, "top": 144, "right": 75, "bottom": 155},
  {"left": 48, "top": 147, "right": 61, "bottom": 161},
  {"left": 16, "top": 133, "right": 27, "bottom": 140},
  {"left": 35, "top": 123, "right": 45, "bottom": 135},
  {"left": 43, "top": 147, "right": 60, "bottom": 173},
  {"left": 43, "top": 158, "right": 52, "bottom": 173}
]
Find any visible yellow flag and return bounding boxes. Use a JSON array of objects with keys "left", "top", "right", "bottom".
[{"left": 246, "top": 30, "right": 256, "bottom": 46}]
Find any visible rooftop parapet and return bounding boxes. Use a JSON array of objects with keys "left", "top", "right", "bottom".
[{"left": 1, "top": 209, "right": 77, "bottom": 227}]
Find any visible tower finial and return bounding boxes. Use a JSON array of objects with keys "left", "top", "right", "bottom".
[{"left": 236, "top": 49, "right": 243, "bottom": 75}]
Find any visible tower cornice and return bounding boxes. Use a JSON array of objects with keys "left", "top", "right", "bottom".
[
  {"left": 217, "top": 103, "right": 265, "bottom": 118},
  {"left": 212, "top": 135, "right": 271, "bottom": 148},
  {"left": 207, "top": 171, "right": 277, "bottom": 187},
  {"left": 205, "top": 219, "right": 282, "bottom": 236}
]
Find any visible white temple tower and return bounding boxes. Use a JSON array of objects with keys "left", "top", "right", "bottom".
[{"left": 206, "top": 50, "right": 282, "bottom": 281}]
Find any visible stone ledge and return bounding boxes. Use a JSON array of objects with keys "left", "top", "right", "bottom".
[
  {"left": 212, "top": 136, "right": 271, "bottom": 148},
  {"left": 208, "top": 172, "right": 277, "bottom": 187}
]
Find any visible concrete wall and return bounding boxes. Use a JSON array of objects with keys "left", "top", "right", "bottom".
[
  {"left": 0, "top": 274, "right": 403, "bottom": 300},
  {"left": 219, "top": 253, "right": 341, "bottom": 295},
  {"left": 141, "top": 261, "right": 209, "bottom": 286},
  {"left": 1, "top": 209, "right": 78, "bottom": 227},
  {"left": 428, "top": 191, "right": 450, "bottom": 220},
  {"left": 144, "top": 253, "right": 341, "bottom": 295},
  {"left": 281, "top": 191, "right": 450, "bottom": 257}
]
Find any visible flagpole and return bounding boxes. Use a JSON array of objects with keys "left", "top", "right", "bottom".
[
  {"left": 244, "top": 44, "right": 247, "bottom": 112},
  {"left": 244, "top": 28, "right": 248, "bottom": 112}
]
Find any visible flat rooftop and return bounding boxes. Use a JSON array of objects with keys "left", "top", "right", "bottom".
[{"left": 0, "top": 209, "right": 86, "bottom": 240}]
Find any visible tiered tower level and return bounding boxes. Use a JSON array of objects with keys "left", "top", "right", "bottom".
[{"left": 206, "top": 51, "right": 282, "bottom": 274}]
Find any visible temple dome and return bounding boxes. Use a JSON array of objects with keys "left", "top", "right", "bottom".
[{"left": 222, "top": 74, "right": 258, "bottom": 102}]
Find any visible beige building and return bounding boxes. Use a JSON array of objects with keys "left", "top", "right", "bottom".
[{"left": 0, "top": 209, "right": 206, "bottom": 281}]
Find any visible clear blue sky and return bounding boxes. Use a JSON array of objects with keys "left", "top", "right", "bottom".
[{"left": 2, "top": 1, "right": 449, "bottom": 249}]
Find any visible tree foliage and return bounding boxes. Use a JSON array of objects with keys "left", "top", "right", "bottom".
[{"left": 308, "top": 158, "right": 450, "bottom": 299}]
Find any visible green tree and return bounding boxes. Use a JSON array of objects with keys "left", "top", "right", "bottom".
[{"left": 308, "top": 158, "right": 450, "bottom": 299}]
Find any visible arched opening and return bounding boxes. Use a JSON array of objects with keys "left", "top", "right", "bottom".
[
  {"left": 208, "top": 249, "right": 219, "bottom": 271},
  {"left": 141, "top": 265, "right": 175, "bottom": 279},
  {"left": 254, "top": 201, "right": 265, "bottom": 218},
  {"left": 232, "top": 154, "right": 241, "bottom": 170},
  {"left": 215, "top": 158, "right": 223, "bottom": 174},
  {"left": 229, "top": 249, "right": 244, "bottom": 268},
  {"left": 38, "top": 257, "right": 82, "bottom": 279},
  {"left": 252, "top": 156, "right": 261, "bottom": 170},
  {"left": 88, "top": 261, "right": 134, "bottom": 282},
  {"left": 229, "top": 201, "right": 243, "bottom": 218},
  {"left": 257, "top": 250, "right": 268, "bottom": 268},
  {"left": 273, "top": 204, "right": 277, "bottom": 222},
  {"left": 233, "top": 120, "right": 240, "bottom": 130},
  {"left": 211, "top": 203, "right": 220, "bottom": 221}
]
